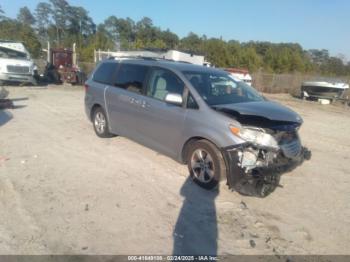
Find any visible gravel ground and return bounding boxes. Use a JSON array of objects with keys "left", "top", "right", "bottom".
[{"left": 0, "top": 85, "right": 349, "bottom": 255}]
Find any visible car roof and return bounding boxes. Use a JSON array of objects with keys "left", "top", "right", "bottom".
[{"left": 102, "top": 58, "right": 226, "bottom": 74}]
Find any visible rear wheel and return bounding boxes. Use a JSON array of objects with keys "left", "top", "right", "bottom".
[
  {"left": 186, "top": 140, "right": 226, "bottom": 190},
  {"left": 92, "top": 107, "right": 112, "bottom": 138}
]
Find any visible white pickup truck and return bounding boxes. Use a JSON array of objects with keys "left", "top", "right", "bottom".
[
  {"left": 225, "top": 68, "right": 252, "bottom": 86},
  {"left": 0, "top": 41, "right": 37, "bottom": 85}
]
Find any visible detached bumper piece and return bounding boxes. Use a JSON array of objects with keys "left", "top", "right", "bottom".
[
  {"left": 222, "top": 143, "right": 311, "bottom": 197},
  {"left": 0, "top": 99, "right": 14, "bottom": 109},
  {"left": 0, "top": 87, "right": 13, "bottom": 109}
]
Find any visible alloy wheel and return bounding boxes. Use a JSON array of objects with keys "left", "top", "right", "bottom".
[
  {"left": 190, "top": 149, "right": 215, "bottom": 183},
  {"left": 94, "top": 112, "right": 106, "bottom": 134}
]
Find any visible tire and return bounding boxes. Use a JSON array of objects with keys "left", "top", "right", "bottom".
[
  {"left": 51, "top": 70, "right": 61, "bottom": 84},
  {"left": 74, "top": 74, "right": 80, "bottom": 86},
  {"left": 186, "top": 139, "right": 227, "bottom": 190},
  {"left": 92, "top": 107, "right": 112, "bottom": 138},
  {"left": 31, "top": 78, "right": 38, "bottom": 86}
]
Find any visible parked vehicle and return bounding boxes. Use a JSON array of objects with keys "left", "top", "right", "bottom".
[
  {"left": 43, "top": 42, "right": 84, "bottom": 85},
  {"left": 301, "top": 80, "right": 349, "bottom": 101},
  {"left": 0, "top": 40, "right": 38, "bottom": 85},
  {"left": 225, "top": 68, "right": 252, "bottom": 86},
  {"left": 85, "top": 58, "right": 311, "bottom": 197}
]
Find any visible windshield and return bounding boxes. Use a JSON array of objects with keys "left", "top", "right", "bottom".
[
  {"left": 0, "top": 47, "right": 28, "bottom": 60},
  {"left": 183, "top": 70, "right": 264, "bottom": 105}
]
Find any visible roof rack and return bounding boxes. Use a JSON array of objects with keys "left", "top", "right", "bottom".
[
  {"left": 109, "top": 55, "right": 152, "bottom": 60},
  {"left": 108, "top": 56, "right": 194, "bottom": 65},
  {"left": 108, "top": 55, "right": 176, "bottom": 62}
]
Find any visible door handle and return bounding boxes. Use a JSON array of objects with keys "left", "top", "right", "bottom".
[
  {"left": 129, "top": 97, "right": 149, "bottom": 108},
  {"left": 130, "top": 98, "right": 142, "bottom": 106},
  {"left": 141, "top": 100, "right": 150, "bottom": 108}
]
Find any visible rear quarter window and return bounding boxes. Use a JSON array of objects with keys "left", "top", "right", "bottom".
[
  {"left": 114, "top": 63, "right": 149, "bottom": 94},
  {"left": 93, "top": 62, "right": 119, "bottom": 85}
]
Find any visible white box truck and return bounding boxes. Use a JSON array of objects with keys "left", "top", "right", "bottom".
[{"left": 0, "top": 40, "right": 37, "bottom": 85}]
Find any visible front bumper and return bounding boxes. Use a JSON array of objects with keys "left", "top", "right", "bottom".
[
  {"left": 222, "top": 143, "right": 311, "bottom": 197},
  {"left": 0, "top": 72, "right": 35, "bottom": 83}
]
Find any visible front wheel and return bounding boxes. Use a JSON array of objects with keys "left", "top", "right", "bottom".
[
  {"left": 31, "top": 78, "right": 38, "bottom": 86},
  {"left": 92, "top": 107, "right": 112, "bottom": 138},
  {"left": 187, "top": 140, "right": 227, "bottom": 190}
]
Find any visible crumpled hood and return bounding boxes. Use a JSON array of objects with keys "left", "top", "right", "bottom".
[{"left": 212, "top": 101, "right": 303, "bottom": 124}]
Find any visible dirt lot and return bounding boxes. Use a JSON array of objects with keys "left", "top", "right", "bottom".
[{"left": 0, "top": 85, "right": 349, "bottom": 255}]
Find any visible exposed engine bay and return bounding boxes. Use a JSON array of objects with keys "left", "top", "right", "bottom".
[{"left": 214, "top": 104, "right": 312, "bottom": 197}]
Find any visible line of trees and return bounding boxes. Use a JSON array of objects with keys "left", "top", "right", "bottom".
[{"left": 1, "top": 1, "right": 349, "bottom": 76}]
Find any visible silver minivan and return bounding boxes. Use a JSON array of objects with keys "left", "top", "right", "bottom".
[{"left": 85, "top": 58, "right": 310, "bottom": 197}]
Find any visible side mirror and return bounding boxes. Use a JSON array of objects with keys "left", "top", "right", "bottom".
[{"left": 165, "top": 93, "right": 183, "bottom": 106}]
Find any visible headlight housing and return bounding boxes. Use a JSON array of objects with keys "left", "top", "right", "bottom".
[{"left": 230, "top": 125, "right": 279, "bottom": 149}]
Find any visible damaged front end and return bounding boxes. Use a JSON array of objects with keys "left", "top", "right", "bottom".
[
  {"left": 212, "top": 100, "right": 311, "bottom": 197},
  {"left": 213, "top": 101, "right": 311, "bottom": 197},
  {"left": 222, "top": 124, "right": 311, "bottom": 197}
]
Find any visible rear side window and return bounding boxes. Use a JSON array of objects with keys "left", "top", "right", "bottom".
[
  {"left": 93, "top": 62, "right": 118, "bottom": 85},
  {"left": 114, "top": 64, "right": 149, "bottom": 94}
]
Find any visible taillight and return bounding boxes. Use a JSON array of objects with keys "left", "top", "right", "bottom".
[{"left": 84, "top": 84, "right": 89, "bottom": 92}]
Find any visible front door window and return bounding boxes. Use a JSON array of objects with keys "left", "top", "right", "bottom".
[{"left": 146, "top": 68, "right": 185, "bottom": 102}]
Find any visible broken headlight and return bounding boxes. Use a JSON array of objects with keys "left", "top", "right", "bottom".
[{"left": 230, "top": 125, "right": 279, "bottom": 149}]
